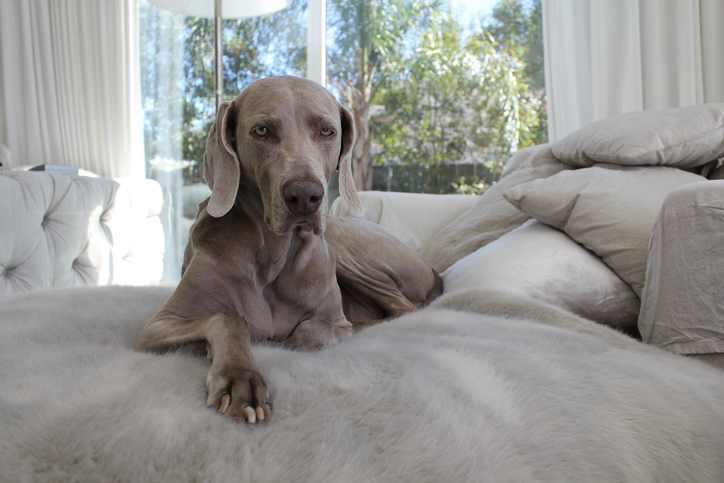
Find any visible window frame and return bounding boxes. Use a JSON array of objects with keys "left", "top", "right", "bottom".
[{"left": 306, "top": 0, "right": 326, "bottom": 86}]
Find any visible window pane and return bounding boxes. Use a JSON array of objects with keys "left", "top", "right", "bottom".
[
  {"left": 222, "top": 2, "right": 307, "bottom": 99},
  {"left": 326, "top": 0, "right": 546, "bottom": 195},
  {"left": 139, "top": 0, "right": 307, "bottom": 281}
]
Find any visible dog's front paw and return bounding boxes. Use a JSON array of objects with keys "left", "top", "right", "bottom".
[{"left": 206, "top": 364, "right": 272, "bottom": 424}]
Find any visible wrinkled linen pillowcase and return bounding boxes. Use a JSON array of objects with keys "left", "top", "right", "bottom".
[
  {"left": 503, "top": 165, "right": 705, "bottom": 296},
  {"left": 420, "top": 144, "right": 569, "bottom": 272},
  {"left": 638, "top": 180, "right": 724, "bottom": 354},
  {"left": 552, "top": 103, "right": 724, "bottom": 169},
  {"left": 443, "top": 220, "right": 640, "bottom": 330}
]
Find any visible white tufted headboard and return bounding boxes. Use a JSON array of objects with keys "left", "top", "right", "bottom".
[{"left": 0, "top": 171, "right": 164, "bottom": 297}]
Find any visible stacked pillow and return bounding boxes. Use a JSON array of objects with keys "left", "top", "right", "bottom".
[
  {"left": 503, "top": 165, "right": 704, "bottom": 296},
  {"left": 551, "top": 103, "right": 724, "bottom": 169},
  {"left": 444, "top": 220, "right": 640, "bottom": 330},
  {"left": 437, "top": 103, "right": 724, "bottom": 329}
]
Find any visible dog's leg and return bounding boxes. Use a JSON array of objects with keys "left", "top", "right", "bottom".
[
  {"left": 326, "top": 217, "right": 436, "bottom": 322},
  {"left": 204, "top": 313, "right": 272, "bottom": 423},
  {"left": 138, "top": 313, "right": 271, "bottom": 424},
  {"left": 136, "top": 312, "right": 207, "bottom": 351}
]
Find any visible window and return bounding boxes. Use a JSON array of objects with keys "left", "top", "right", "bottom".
[{"left": 139, "top": 0, "right": 545, "bottom": 280}]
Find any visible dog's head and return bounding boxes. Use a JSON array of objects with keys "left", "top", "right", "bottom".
[{"left": 203, "top": 76, "right": 358, "bottom": 234}]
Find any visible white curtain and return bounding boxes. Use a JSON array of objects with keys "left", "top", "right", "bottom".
[
  {"left": 542, "top": 0, "right": 724, "bottom": 140},
  {"left": 0, "top": 0, "right": 144, "bottom": 178}
]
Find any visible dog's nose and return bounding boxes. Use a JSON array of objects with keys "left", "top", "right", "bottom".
[{"left": 282, "top": 179, "right": 324, "bottom": 216}]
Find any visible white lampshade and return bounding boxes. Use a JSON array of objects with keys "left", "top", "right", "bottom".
[{"left": 150, "top": 0, "right": 291, "bottom": 18}]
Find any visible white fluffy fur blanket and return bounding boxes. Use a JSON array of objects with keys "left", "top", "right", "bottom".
[{"left": 2, "top": 286, "right": 724, "bottom": 483}]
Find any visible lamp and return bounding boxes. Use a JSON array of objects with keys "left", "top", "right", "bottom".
[{"left": 150, "top": 0, "right": 291, "bottom": 110}]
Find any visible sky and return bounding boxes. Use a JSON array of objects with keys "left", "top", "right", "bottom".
[
  {"left": 446, "top": 0, "right": 498, "bottom": 37},
  {"left": 448, "top": 0, "right": 498, "bottom": 20}
]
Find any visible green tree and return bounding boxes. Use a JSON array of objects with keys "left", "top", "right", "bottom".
[
  {"left": 372, "top": 15, "right": 540, "bottom": 179},
  {"left": 487, "top": 0, "right": 546, "bottom": 146},
  {"left": 326, "top": 0, "right": 546, "bottom": 189}
]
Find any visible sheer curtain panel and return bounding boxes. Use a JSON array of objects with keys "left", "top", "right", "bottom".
[
  {"left": 0, "top": 0, "right": 144, "bottom": 177},
  {"left": 542, "top": 0, "right": 724, "bottom": 140}
]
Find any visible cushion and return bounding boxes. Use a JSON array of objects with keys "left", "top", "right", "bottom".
[
  {"left": 419, "top": 144, "right": 569, "bottom": 272},
  {"left": 443, "top": 220, "right": 640, "bottom": 330},
  {"left": 552, "top": 103, "right": 724, "bottom": 169},
  {"left": 504, "top": 165, "right": 704, "bottom": 295},
  {"left": 331, "top": 191, "right": 476, "bottom": 250},
  {"left": 639, "top": 181, "right": 724, "bottom": 355},
  {"left": 0, "top": 172, "right": 164, "bottom": 297}
]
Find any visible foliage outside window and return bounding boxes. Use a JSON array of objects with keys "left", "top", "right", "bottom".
[{"left": 327, "top": 0, "right": 546, "bottom": 194}]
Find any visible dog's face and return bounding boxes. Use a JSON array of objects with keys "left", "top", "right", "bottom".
[{"left": 203, "top": 76, "right": 358, "bottom": 234}]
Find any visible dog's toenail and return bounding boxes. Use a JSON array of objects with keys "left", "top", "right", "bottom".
[
  {"left": 244, "top": 406, "right": 256, "bottom": 423},
  {"left": 219, "top": 394, "right": 231, "bottom": 413}
]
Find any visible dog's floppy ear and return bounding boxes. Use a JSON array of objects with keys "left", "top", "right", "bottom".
[
  {"left": 204, "top": 101, "right": 240, "bottom": 218},
  {"left": 337, "top": 103, "right": 360, "bottom": 211}
]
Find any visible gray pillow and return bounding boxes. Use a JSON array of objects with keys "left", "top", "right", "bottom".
[
  {"left": 504, "top": 165, "right": 704, "bottom": 295},
  {"left": 443, "top": 220, "right": 640, "bottom": 330},
  {"left": 552, "top": 103, "right": 724, "bottom": 169}
]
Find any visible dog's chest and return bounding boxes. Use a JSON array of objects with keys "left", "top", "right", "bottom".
[{"left": 261, "top": 233, "right": 339, "bottom": 337}]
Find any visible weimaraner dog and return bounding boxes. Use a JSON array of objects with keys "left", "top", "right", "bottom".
[{"left": 138, "top": 76, "right": 442, "bottom": 424}]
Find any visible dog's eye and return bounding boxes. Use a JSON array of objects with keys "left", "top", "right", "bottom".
[
  {"left": 251, "top": 125, "right": 269, "bottom": 138},
  {"left": 320, "top": 127, "right": 336, "bottom": 137}
]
